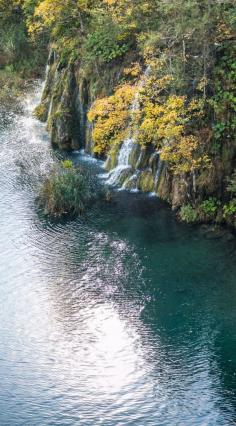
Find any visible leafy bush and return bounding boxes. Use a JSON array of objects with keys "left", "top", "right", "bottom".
[
  {"left": 179, "top": 204, "right": 198, "bottom": 223},
  {"left": 0, "top": 68, "right": 24, "bottom": 103},
  {"left": 223, "top": 199, "right": 236, "bottom": 218},
  {"left": 58, "top": 37, "right": 79, "bottom": 65},
  {"left": 199, "top": 197, "right": 220, "bottom": 218},
  {"left": 61, "top": 159, "right": 73, "bottom": 169},
  {"left": 84, "top": 27, "right": 129, "bottom": 63},
  {"left": 38, "top": 162, "right": 92, "bottom": 217},
  {"left": 88, "top": 84, "right": 136, "bottom": 154},
  {"left": 0, "top": 22, "right": 29, "bottom": 65}
]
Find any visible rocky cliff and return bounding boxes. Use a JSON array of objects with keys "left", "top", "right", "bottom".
[{"left": 35, "top": 51, "right": 236, "bottom": 228}]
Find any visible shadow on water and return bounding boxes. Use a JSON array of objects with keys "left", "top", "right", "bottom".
[{"left": 0, "top": 84, "right": 236, "bottom": 425}]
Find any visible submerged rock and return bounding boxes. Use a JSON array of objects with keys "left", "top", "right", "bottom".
[{"left": 199, "top": 224, "right": 234, "bottom": 240}]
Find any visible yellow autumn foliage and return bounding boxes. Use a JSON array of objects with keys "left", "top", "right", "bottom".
[
  {"left": 27, "top": 0, "right": 95, "bottom": 36},
  {"left": 161, "top": 136, "right": 210, "bottom": 174},
  {"left": 138, "top": 96, "right": 187, "bottom": 145},
  {"left": 88, "top": 84, "right": 136, "bottom": 155},
  {"left": 138, "top": 94, "right": 209, "bottom": 173},
  {"left": 88, "top": 62, "right": 210, "bottom": 173},
  {"left": 123, "top": 63, "right": 141, "bottom": 79}
]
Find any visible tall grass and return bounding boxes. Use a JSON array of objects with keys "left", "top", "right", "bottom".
[{"left": 38, "top": 161, "right": 93, "bottom": 218}]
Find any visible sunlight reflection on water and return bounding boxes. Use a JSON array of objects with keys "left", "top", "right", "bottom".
[{"left": 0, "top": 84, "right": 236, "bottom": 425}]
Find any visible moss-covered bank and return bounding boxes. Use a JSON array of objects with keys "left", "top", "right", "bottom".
[{"left": 35, "top": 48, "right": 236, "bottom": 229}]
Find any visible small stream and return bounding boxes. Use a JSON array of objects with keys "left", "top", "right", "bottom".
[{"left": 0, "top": 85, "right": 236, "bottom": 425}]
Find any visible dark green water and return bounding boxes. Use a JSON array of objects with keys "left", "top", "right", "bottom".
[{"left": 0, "top": 85, "right": 236, "bottom": 425}]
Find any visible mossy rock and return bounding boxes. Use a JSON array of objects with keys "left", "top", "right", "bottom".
[
  {"left": 41, "top": 62, "right": 57, "bottom": 102},
  {"left": 215, "top": 209, "right": 224, "bottom": 224},
  {"left": 222, "top": 141, "right": 236, "bottom": 175},
  {"left": 138, "top": 169, "right": 155, "bottom": 192},
  {"left": 129, "top": 143, "right": 141, "bottom": 169},
  {"left": 171, "top": 175, "right": 190, "bottom": 209},
  {"left": 224, "top": 214, "right": 236, "bottom": 230},
  {"left": 46, "top": 65, "right": 81, "bottom": 150},
  {"left": 149, "top": 151, "right": 160, "bottom": 173},
  {"left": 157, "top": 167, "right": 172, "bottom": 201},
  {"left": 119, "top": 168, "right": 134, "bottom": 186},
  {"left": 104, "top": 143, "right": 121, "bottom": 170},
  {"left": 136, "top": 146, "right": 152, "bottom": 170},
  {"left": 196, "top": 161, "right": 224, "bottom": 198},
  {"left": 123, "top": 172, "right": 139, "bottom": 190},
  {"left": 33, "top": 102, "right": 48, "bottom": 122},
  {"left": 85, "top": 124, "right": 93, "bottom": 153}
]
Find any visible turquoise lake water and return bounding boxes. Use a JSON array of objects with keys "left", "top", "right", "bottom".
[{"left": 0, "top": 85, "right": 236, "bottom": 425}]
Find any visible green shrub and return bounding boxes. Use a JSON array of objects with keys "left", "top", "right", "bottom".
[
  {"left": 84, "top": 26, "right": 129, "bottom": 64},
  {"left": 0, "top": 68, "right": 25, "bottom": 103},
  {"left": 0, "top": 22, "right": 29, "bottom": 65},
  {"left": 179, "top": 204, "right": 198, "bottom": 223},
  {"left": 199, "top": 197, "right": 220, "bottom": 219},
  {"left": 38, "top": 163, "right": 92, "bottom": 217},
  {"left": 61, "top": 159, "right": 73, "bottom": 169},
  {"left": 223, "top": 199, "right": 236, "bottom": 218}
]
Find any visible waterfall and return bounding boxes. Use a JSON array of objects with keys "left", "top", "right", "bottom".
[
  {"left": 105, "top": 138, "right": 133, "bottom": 185},
  {"left": 123, "top": 171, "right": 140, "bottom": 192},
  {"left": 48, "top": 95, "right": 53, "bottom": 119},
  {"left": 105, "top": 67, "right": 150, "bottom": 187},
  {"left": 43, "top": 59, "right": 54, "bottom": 120}
]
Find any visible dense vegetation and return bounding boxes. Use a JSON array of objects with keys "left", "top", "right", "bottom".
[
  {"left": 38, "top": 160, "right": 93, "bottom": 217},
  {"left": 1, "top": 0, "right": 236, "bottom": 225},
  {"left": 0, "top": 0, "right": 46, "bottom": 101}
]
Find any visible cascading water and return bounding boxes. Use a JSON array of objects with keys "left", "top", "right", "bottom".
[
  {"left": 43, "top": 50, "right": 59, "bottom": 122},
  {"left": 122, "top": 171, "right": 140, "bottom": 192},
  {"left": 105, "top": 138, "right": 133, "bottom": 186},
  {"left": 105, "top": 67, "right": 151, "bottom": 187},
  {"left": 104, "top": 66, "right": 165, "bottom": 195},
  {"left": 0, "top": 78, "right": 236, "bottom": 426}
]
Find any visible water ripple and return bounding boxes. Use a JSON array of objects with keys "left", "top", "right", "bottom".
[{"left": 0, "top": 84, "right": 236, "bottom": 425}]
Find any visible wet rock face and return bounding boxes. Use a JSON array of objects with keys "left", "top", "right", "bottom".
[
  {"left": 48, "top": 67, "right": 79, "bottom": 150},
  {"left": 37, "top": 52, "right": 196, "bottom": 207},
  {"left": 34, "top": 61, "right": 57, "bottom": 123},
  {"left": 75, "top": 78, "right": 90, "bottom": 151},
  {"left": 171, "top": 175, "right": 190, "bottom": 209},
  {"left": 37, "top": 51, "right": 90, "bottom": 151},
  {"left": 125, "top": 143, "right": 139, "bottom": 170},
  {"left": 33, "top": 102, "right": 48, "bottom": 122},
  {"left": 105, "top": 140, "right": 167, "bottom": 195},
  {"left": 37, "top": 52, "right": 236, "bottom": 230},
  {"left": 138, "top": 169, "right": 155, "bottom": 192},
  {"left": 104, "top": 144, "right": 121, "bottom": 170}
]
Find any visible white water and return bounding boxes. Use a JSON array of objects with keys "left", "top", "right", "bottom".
[
  {"left": 105, "top": 67, "right": 151, "bottom": 187},
  {"left": 123, "top": 171, "right": 140, "bottom": 192},
  {"left": 2, "top": 88, "right": 236, "bottom": 426}
]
